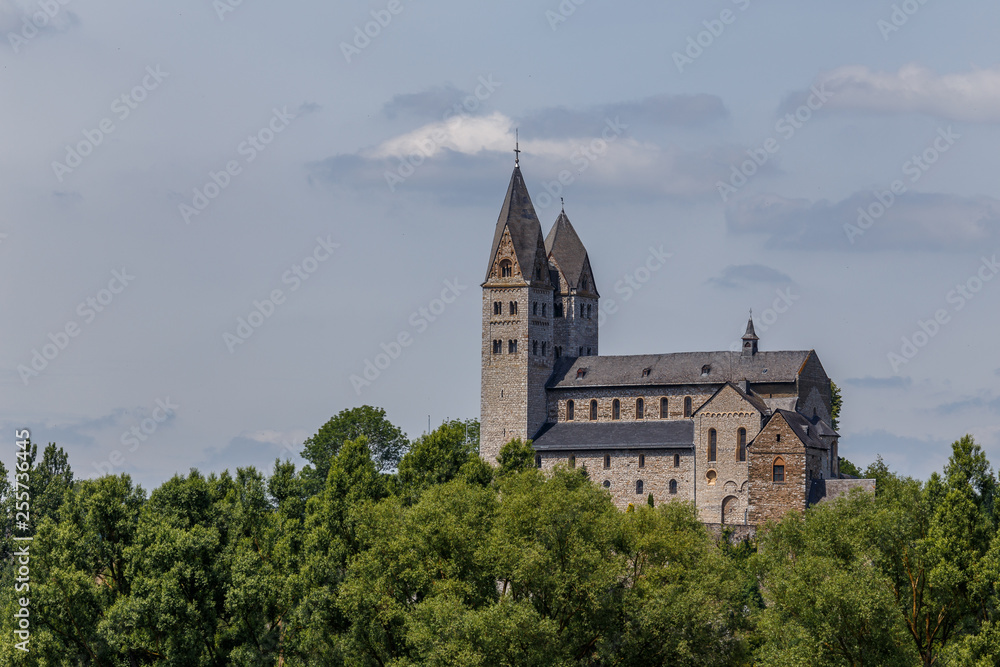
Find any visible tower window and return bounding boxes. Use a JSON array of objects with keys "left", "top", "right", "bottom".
[
  {"left": 636, "top": 398, "right": 644, "bottom": 419},
  {"left": 603, "top": 454, "right": 610, "bottom": 469},
  {"left": 542, "top": 303, "right": 547, "bottom": 317},
  {"left": 635, "top": 480, "right": 643, "bottom": 495},
  {"left": 773, "top": 457, "right": 785, "bottom": 483},
  {"left": 542, "top": 342, "right": 547, "bottom": 356},
  {"left": 684, "top": 397, "right": 693, "bottom": 418},
  {"left": 536, "top": 266, "right": 542, "bottom": 280},
  {"left": 586, "top": 348, "right": 592, "bottom": 355},
  {"left": 500, "top": 260, "right": 513, "bottom": 278},
  {"left": 776, "top": 433, "right": 781, "bottom": 443},
  {"left": 580, "top": 304, "right": 584, "bottom": 317},
  {"left": 738, "top": 428, "right": 747, "bottom": 462},
  {"left": 532, "top": 340, "right": 538, "bottom": 355},
  {"left": 555, "top": 346, "right": 562, "bottom": 358},
  {"left": 660, "top": 397, "right": 668, "bottom": 418},
  {"left": 555, "top": 303, "right": 564, "bottom": 318},
  {"left": 638, "top": 454, "right": 645, "bottom": 468},
  {"left": 673, "top": 453, "right": 680, "bottom": 467},
  {"left": 612, "top": 399, "right": 620, "bottom": 420},
  {"left": 590, "top": 400, "right": 598, "bottom": 421},
  {"left": 533, "top": 302, "right": 538, "bottom": 315},
  {"left": 586, "top": 304, "right": 592, "bottom": 318},
  {"left": 492, "top": 339, "right": 502, "bottom": 354},
  {"left": 708, "top": 429, "right": 717, "bottom": 462},
  {"left": 493, "top": 301, "right": 502, "bottom": 315},
  {"left": 669, "top": 479, "right": 677, "bottom": 495},
  {"left": 509, "top": 301, "right": 517, "bottom": 316},
  {"left": 508, "top": 340, "right": 517, "bottom": 354},
  {"left": 566, "top": 400, "right": 575, "bottom": 421}
]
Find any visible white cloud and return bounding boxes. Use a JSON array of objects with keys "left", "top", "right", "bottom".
[
  {"left": 800, "top": 64, "right": 1000, "bottom": 123},
  {"left": 239, "top": 428, "right": 310, "bottom": 450}
]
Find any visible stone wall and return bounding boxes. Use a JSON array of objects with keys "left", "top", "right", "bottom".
[
  {"left": 747, "top": 415, "right": 808, "bottom": 524},
  {"left": 547, "top": 386, "right": 715, "bottom": 424},
  {"left": 539, "top": 448, "right": 693, "bottom": 510}
]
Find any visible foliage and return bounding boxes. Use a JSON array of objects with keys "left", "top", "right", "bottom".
[
  {"left": 301, "top": 405, "right": 408, "bottom": 486},
  {"left": 4, "top": 414, "right": 999, "bottom": 667},
  {"left": 830, "top": 380, "right": 842, "bottom": 431}
]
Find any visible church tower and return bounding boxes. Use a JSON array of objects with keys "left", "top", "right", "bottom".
[
  {"left": 545, "top": 207, "right": 599, "bottom": 359},
  {"left": 480, "top": 161, "right": 555, "bottom": 465}
]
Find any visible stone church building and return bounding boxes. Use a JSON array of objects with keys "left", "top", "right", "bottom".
[{"left": 481, "top": 161, "right": 869, "bottom": 526}]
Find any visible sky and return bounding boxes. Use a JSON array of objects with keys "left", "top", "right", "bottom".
[{"left": 1, "top": 0, "right": 998, "bottom": 490}]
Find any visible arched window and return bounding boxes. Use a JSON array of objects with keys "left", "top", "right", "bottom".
[
  {"left": 554, "top": 303, "right": 564, "bottom": 317},
  {"left": 569, "top": 455, "right": 576, "bottom": 469},
  {"left": 673, "top": 453, "right": 680, "bottom": 467},
  {"left": 776, "top": 433, "right": 781, "bottom": 443},
  {"left": 603, "top": 454, "right": 610, "bottom": 469},
  {"left": 566, "top": 400, "right": 575, "bottom": 421},
  {"left": 580, "top": 304, "right": 584, "bottom": 317},
  {"left": 555, "top": 346, "right": 562, "bottom": 358},
  {"left": 636, "top": 480, "right": 644, "bottom": 495},
  {"left": 738, "top": 428, "right": 747, "bottom": 462},
  {"left": 533, "top": 302, "right": 538, "bottom": 315},
  {"left": 660, "top": 397, "right": 668, "bottom": 418},
  {"left": 500, "top": 260, "right": 513, "bottom": 278},
  {"left": 612, "top": 399, "right": 621, "bottom": 420},
  {"left": 492, "top": 339, "right": 502, "bottom": 354},
  {"left": 602, "top": 480, "right": 610, "bottom": 488},
  {"left": 684, "top": 396, "right": 693, "bottom": 417},
  {"left": 542, "top": 303, "right": 547, "bottom": 316},
  {"left": 493, "top": 301, "right": 502, "bottom": 315},
  {"left": 706, "top": 470, "right": 717, "bottom": 486},
  {"left": 636, "top": 398, "right": 644, "bottom": 419},
  {"left": 773, "top": 457, "right": 785, "bottom": 483},
  {"left": 542, "top": 343, "right": 547, "bottom": 356},
  {"left": 509, "top": 301, "right": 517, "bottom": 316},
  {"left": 669, "top": 479, "right": 677, "bottom": 495},
  {"left": 708, "top": 429, "right": 717, "bottom": 462},
  {"left": 579, "top": 347, "right": 584, "bottom": 356},
  {"left": 638, "top": 454, "right": 645, "bottom": 469},
  {"left": 508, "top": 340, "right": 517, "bottom": 354},
  {"left": 587, "top": 304, "right": 592, "bottom": 318},
  {"left": 535, "top": 454, "right": 542, "bottom": 468},
  {"left": 590, "top": 400, "right": 598, "bottom": 421},
  {"left": 532, "top": 340, "right": 538, "bottom": 355}
]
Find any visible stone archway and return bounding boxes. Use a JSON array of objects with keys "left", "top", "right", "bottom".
[{"left": 722, "top": 495, "right": 740, "bottom": 524}]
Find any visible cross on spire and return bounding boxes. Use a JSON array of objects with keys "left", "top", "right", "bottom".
[{"left": 514, "top": 129, "right": 520, "bottom": 166}]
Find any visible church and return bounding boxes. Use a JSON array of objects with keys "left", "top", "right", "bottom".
[{"left": 480, "top": 158, "right": 872, "bottom": 526}]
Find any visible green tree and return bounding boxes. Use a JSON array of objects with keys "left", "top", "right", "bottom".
[
  {"left": 301, "top": 406, "right": 408, "bottom": 486},
  {"left": 394, "top": 419, "right": 478, "bottom": 504},
  {"left": 830, "top": 380, "right": 842, "bottom": 431},
  {"left": 838, "top": 457, "right": 862, "bottom": 478},
  {"left": 495, "top": 438, "right": 535, "bottom": 477}
]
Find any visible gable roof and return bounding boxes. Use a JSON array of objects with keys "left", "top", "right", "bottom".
[
  {"left": 485, "top": 166, "right": 548, "bottom": 283},
  {"left": 769, "top": 409, "right": 830, "bottom": 450},
  {"left": 548, "top": 350, "right": 814, "bottom": 389},
  {"left": 692, "top": 382, "right": 770, "bottom": 416},
  {"left": 544, "top": 210, "right": 596, "bottom": 295},
  {"left": 531, "top": 420, "right": 694, "bottom": 451}
]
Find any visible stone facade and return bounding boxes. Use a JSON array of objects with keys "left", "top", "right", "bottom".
[{"left": 480, "top": 163, "right": 869, "bottom": 525}]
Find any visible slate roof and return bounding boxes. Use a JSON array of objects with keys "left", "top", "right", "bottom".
[
  {"left": 531, "top": 420, "right": 694, "bottom": 451},
  {"left": 485, "top": 166, "right": 548, "bottom": 283},
  {"left": 772, "top": 409, "right": 830, "bottom": 450},
  {"left": 544, "top": 210, "right": 596, "bottom": 294},
  {"left": 547, "top": 351, "right": 813, "bottom": 389}
]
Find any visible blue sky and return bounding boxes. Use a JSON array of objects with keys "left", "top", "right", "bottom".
[{"left": 1, "top": 0, "right": 998, "bottom": 489}]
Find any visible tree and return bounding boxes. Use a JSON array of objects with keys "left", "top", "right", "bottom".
[
  {"left": 830, "top": 380, "right": 842, "bottom": 431},
  {"left": 301, "top": 406, "right": 408, "bottom": 485},
  {"left": 394, "top": 419, "right": 478, "bottom": 504},
  {"left": 496, "top": 438, "right": 535, "bottom": 478},
  {"left": 838, "top": 457, "right": 862, "bottom": 478}
]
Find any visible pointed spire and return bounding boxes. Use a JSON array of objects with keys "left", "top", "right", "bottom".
[
  {"left": 742, "top": 311, "right": 759, "bottom": 357},
  {"left": 485, "top": 164, "right": 547, "bottom": 283},
  {"left": 545, "top": 208, "right": 597, "bottom": 296}
]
